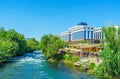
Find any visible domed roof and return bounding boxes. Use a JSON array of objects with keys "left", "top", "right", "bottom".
[{"left": 77, "top": 22, "right": 87, "bottom": 26}]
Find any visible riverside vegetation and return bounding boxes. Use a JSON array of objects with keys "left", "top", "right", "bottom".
[
  {"left": 0, "top": 27, "right": 39, "bottom": 64},
  {"left": 39, "top": 34, "right": 68, "bottom": 61},
  {"left": 40, "top": 26, "right": 120, "bottom": 79},
  {"left": 95, "top": 26, "right": 120, "bottom": 79},
  {"left": 1, "top": 26, "right": 120, "bottom": 79}
]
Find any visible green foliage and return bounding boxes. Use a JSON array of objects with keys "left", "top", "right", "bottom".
[
  {"left": 96, "top": 26, "right": 120, "bottom": 78},
  {"left": 64, "top": 50, "right": 80, "bottom": 63},
  {"left": 99, "top": 43, "right": 104, "bottom": 48},
  {"left": 0, "top": 52, "right": 12, "bottom": 60},
  {"left": 0, "top": 27, "right": 6, "bottom": 40},
  {"left": 5, "top": 29, "right": 27, "bottom": 55},
  {"left": 26, "top": 38, "right": 39, "bottom": 52},
  {"left": 72, "top": 56, "right": 80, "bottom": 62},
  {"left": 0, "top": 39, "right": 18, "bottom": 56},
  {"left": 0, "top": 27, "right": 38, "bottom": 62},
  {"left": 39, "top": 34, "right": 67, "bottom": 59},
  {"left": 95, "top": 63, "right": 104, "bottom": 76},
  {"left": 64, "top": 52, "right": 72, "bottom": 61},
  {"left": 80, "top": 40, "right": 90, "bottom": 44},
  {"left": 89, "top": 63, "right": 95, "bottom": 70}
]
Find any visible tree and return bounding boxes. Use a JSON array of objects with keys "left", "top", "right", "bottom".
[
  {"left": 0, "top": 27, "right": 38, "bottom": 62},
  {"left": 6, "top": 29, "right": 27, "bottom": 55},
  {"left": 96, "top": 26, "right": 120, "bottom": 78},
  {"left": 26, "top": 38, "right": 39, "bottom": 52},
  {"left": 0, "top": 27, "right": 6, "bottom": 40},
  {"left": 39, "top": 34, "right": 67, "bottom": 59},
  {"left": 0, "top": 39, "right": 18, "bottom": 59}
]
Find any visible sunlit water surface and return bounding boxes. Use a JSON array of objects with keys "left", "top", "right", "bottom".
[{"left": 0, "top": 51, "right": 106, "bottom": 79}]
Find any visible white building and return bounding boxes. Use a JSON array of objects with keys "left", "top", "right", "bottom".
[
  {"left": 61, "top": 22, "right": 95, "bottom": 41},
  {"left": 93, "top": 26, "right": 119, "bottom": 41},
  {"left": 69, "top": 24, "right": 95, "bottom": 41},
  {"left": 61, "top": 30, "right": 71, "bottom": 41},
  {"left": 94, "top": 27, "right": 103, "bottom": 40},
  {"left": 61, "top": 22, "right": 119, "bottom": 43}
]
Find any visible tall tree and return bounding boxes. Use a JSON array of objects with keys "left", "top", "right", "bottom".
[
  {"left": 6, "top": 29, "right": 27, "bottom": 55},
  {"left": 39, "top": 34, "right": 67, "bottom": 59},
  {"left": 96, "top": 26, "right": 120, "bottom": 78}
]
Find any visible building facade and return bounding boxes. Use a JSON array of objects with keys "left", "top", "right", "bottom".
[
  {"left": 61, "top": 31, "right": 71, "bottom": 41},
  {"left": 94, "top": 28, "right": 103, "bottom": 40},
  {"left": 69, "top": 24, "right": 94, "bottom": 41},
  {"left": 93, "top": 26, "right": 119, "bottom": 41},
  {"left": 61, "top": 23, "right": 119, "bottom": 44},
  {"left": 61, "top": 22, "right": 95, "bottom": 42}
]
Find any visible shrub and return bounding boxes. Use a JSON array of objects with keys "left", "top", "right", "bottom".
[{"left": 89, "top": 63, "right": 95, "bottom": 70}]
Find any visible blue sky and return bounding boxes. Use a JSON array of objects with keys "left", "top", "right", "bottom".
[{"left": 0, "top": 0, "right": 120, "bottom": 40}]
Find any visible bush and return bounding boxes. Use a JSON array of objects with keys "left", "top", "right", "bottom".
[
  {"left": 89, "top": 63, "right": 96, "bottom": 70},
  {"left": 64, "top": 50, "right": 80, "bottom": 64},
  {"left": 95, "top": 63, "right": 104, "bottom": 76}
]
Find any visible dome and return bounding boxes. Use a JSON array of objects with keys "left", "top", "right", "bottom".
[{"left": 77, "top": 22, "right": 87, "bottom": 26}]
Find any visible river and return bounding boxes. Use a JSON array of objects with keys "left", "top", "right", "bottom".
[{"left": 0, "top": 51, "right": 105, "bottom": 79}]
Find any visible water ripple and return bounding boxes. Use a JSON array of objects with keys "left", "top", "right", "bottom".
[{"left": 0, "top": 51, "right": 105, "bottom": 79}]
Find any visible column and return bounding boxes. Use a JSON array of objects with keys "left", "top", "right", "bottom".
[{"left": 86, "top": 31, "right": 88, "bottom": 39}]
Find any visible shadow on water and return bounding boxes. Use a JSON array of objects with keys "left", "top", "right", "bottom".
[{"left": 0, "top": 51, "right": 107, "bottom": 79}]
